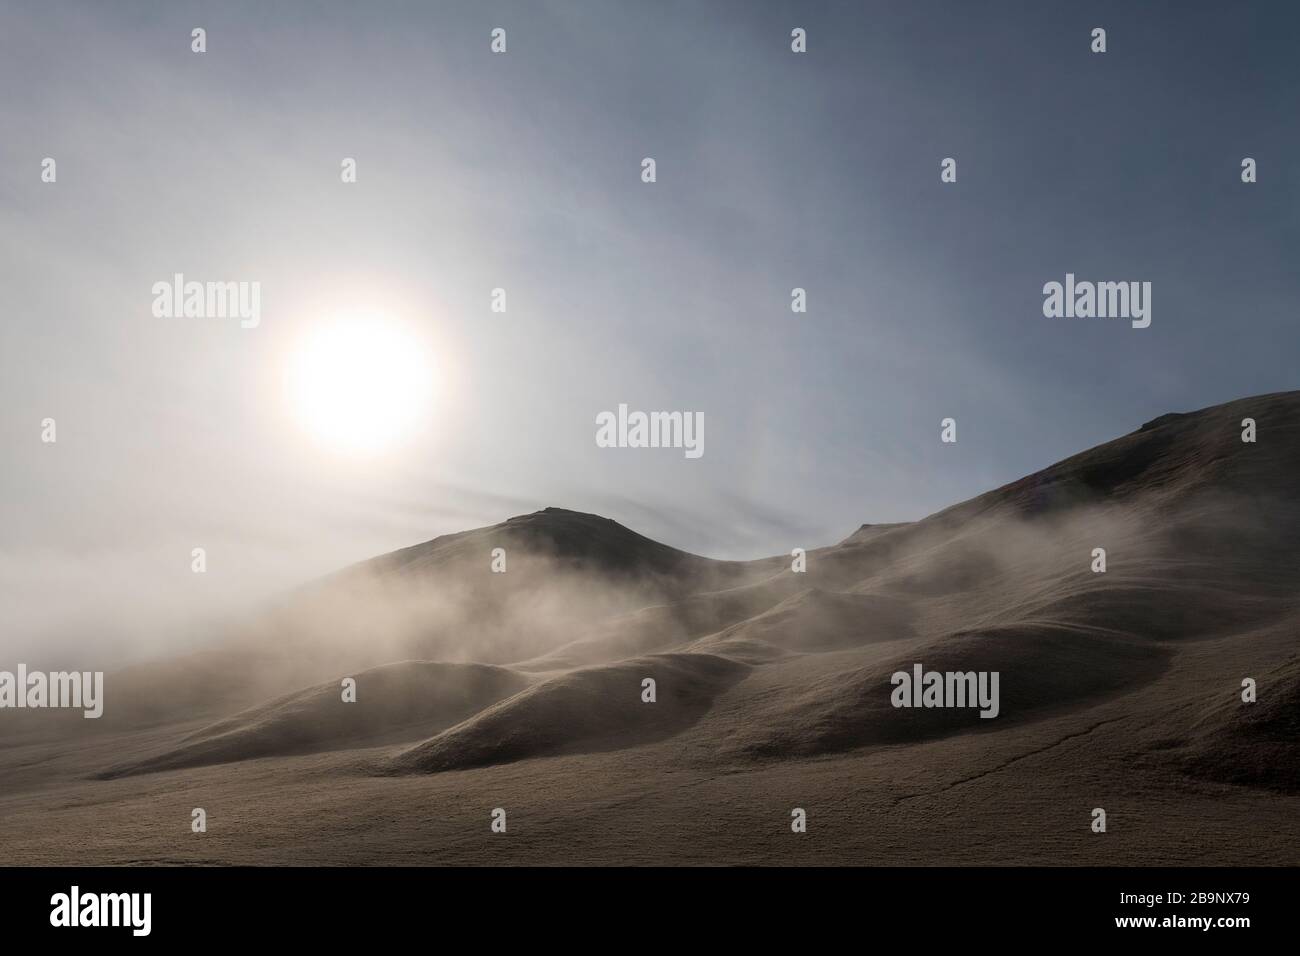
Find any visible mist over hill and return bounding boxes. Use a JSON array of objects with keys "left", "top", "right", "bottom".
[{"left": 3, "top": 391, "right": 1299, "bottom": 864}]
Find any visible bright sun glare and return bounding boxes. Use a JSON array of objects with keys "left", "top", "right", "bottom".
[{"left": 288, "top": 316, "right": 432, "bottom": 455}]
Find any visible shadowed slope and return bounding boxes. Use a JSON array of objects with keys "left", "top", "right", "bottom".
[
  {"left": 382, "top": 654, "right": 749, "bottom": 774},
  {"left": 1180, "top": 655, "right": 1300, "bottom": 793},
  {"left": 725, "top": 624, "right": 1172, "bottom": 759},
  {"left": 96, "top": 661, "right": 529, "bottom": 779}
]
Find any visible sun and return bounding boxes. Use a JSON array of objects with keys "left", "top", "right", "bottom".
[{"left": 287, "top": 315, "right": 433, "bottom": 455}]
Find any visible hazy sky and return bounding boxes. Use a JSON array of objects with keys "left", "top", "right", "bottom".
[{"left": 2, "top": 1, "right": 1297, "bottom": 661}]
